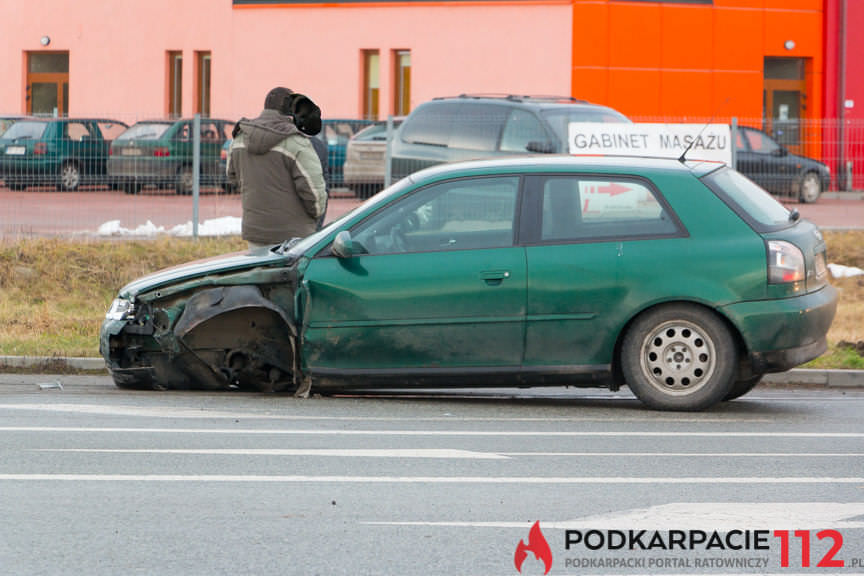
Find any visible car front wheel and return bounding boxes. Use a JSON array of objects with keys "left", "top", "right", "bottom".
[
  {"left": 798, "top": 172, "right": 821, "bottom": 203},
  {"left": 621, "top": 304, "right": 737, "bottom": 410}
]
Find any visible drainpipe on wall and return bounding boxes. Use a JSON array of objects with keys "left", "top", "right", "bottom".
[{"left": 838, "top": 0, "right": 848, "bottom": 190}]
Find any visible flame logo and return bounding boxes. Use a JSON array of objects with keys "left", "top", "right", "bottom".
[{"left": 514, "top": 521, "right": 552, "bottom": 574}]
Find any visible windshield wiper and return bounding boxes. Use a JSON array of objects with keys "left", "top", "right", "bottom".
[{"left": 276, "top": 237, "right": 302, "bottom": 254}]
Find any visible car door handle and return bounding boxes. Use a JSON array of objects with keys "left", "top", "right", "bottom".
[{"left": 480, "top": 270, "right": 511, "bottom": 285}]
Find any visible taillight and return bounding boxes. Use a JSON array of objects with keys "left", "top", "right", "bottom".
[
  {"left": 34, "top": 142, "right": 47, "bottom": 155},
  {"left": 768, "top": 240, "right": 805, "bottom": 284},
  {"left": 153, "top": 147, "right": 170, "bottom": 157}
]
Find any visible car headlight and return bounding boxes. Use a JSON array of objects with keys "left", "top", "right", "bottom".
[{"left": 106, "top": 297, "right": 134, "bottom": 320}]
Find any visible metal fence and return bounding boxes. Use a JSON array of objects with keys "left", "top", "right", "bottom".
[{"left": 1, "top": 112, "right": 862, "bottom": 239}]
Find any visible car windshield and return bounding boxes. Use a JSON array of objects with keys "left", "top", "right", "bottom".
[
  {"left": 116, "top": 123, "right": 172, "bottom": 141},
  {"left": 701, "top": 167, "right": 793, "bottom": 230},
  {"left": 541, "top": 107, "right": 631, "bottom": 143},
  {"left": 2, "top": 121, "right": 47, "bottom": 140}
]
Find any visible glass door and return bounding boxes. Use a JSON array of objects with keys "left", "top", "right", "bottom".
[
  {"left": 27, "top": 52, "right": 69, "bottom": 116},
  {"left": 763, "top": 57, "right": 807, "bottom": 155}
]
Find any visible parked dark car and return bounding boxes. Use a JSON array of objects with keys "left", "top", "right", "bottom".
[
  {"left": 0, "top": 117, "right": 128, "bottom": 191},
  {"left": 390, "top": 94, "right": 630, "bottom": 181},
  {"left": 343, "top": 117, "right": 404, "bottom": 199},
  {"left": 734, "top": 125, "right": 830, "bottom": 203},
  {"left": 108, "top": 118, "right": 234, "bottom": 195},
  {"left": 101, "top": 155, "right": 836, "bottom": 411},
  {"left": 316, "top": 118, "right": 374, "bottom": 188}
]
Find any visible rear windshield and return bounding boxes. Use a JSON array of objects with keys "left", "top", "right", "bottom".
[
  {"left": 541, "top": 107, "right": 631, "bottom": 143},
  {"left": 701, "top": 166, "right": 794, "bottom": 231},
  {"left": 116, "top": 123, "right": 172, "bottom": 141},
  {"left": 2, "top": 121, "right": 47, "bottom": 140},
  {"left": 354, "top": 120, "right": 403, "bottom": 142}
]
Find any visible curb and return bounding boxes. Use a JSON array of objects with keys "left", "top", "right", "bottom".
[{"left": 1, "top": 356, "right": 863, "bottom": 388}]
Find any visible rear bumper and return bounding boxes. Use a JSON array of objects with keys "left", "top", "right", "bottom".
[{"left": 721, "top": 284, "right": 838, "bottom": 373}]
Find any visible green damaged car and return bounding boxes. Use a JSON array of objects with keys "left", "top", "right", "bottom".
[{"left": 100, "top": 155, "right": 837, "bottom": 410}]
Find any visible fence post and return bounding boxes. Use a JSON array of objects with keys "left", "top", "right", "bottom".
[
  {"left": 384, "top": 115, "right": 394, "bottom": 189},
  {"left": 192, "top": 113, "right": 200, "bottom": 238},
  {"left": 730, "top": 117, "right": 737, "bottom": 170}
]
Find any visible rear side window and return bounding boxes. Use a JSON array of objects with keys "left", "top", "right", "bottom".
[
  {"left": 400, "top": 102, "right": 459, "bottom": 147},
  {"left": 702, "top": 167, "right": 793, "bottom": 231},
  {"left": 116, "top": 123, "right": 171, "bottom": 141},
  {"left": 65, "top": 122, "right": 95, "bottom": 141},
  {"left": 500, "top": 109, "right": 549, "bottom": 152},
  {"left": 538, "top": 176, "right": 679, "bottom": 242},
  {"left": 449, "top": 104, "right": 507, "bottom": 151},
  {"left": 98, "top": 121, "right": 127, "bottom": 141}
]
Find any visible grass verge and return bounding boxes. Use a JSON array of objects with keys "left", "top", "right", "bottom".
[{"left": 0, "top": 231, "right": 862, "bottom": 369}]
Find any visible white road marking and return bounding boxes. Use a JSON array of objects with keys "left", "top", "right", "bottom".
[
  {"left": 1, "top": 426, "right": 863, "bottom": 438},
  {"left": 0, "top": 475, "right": 861, "bottom": 484},
  {"left": 34, "top": 448, "right": 508, "bottom": 459},
  {"left": 32, "top": 448, "right": 863, "bottom": 459},
  {"left": 500, "top": 452, "right": 864, "bottom": 457},
  {"left": 364, "top": 503, "right": 864, "bottom": 530},
  {"left": 0, "top": 403, "right": 769, "bottom": 423}
]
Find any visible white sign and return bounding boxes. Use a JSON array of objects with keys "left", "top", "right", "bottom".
[{"left": 568, "top": 123, "right": 732, "bottom": 164}]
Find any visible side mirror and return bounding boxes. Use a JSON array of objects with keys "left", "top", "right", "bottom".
[
  {"left": 526, "top": 140, "right": 556, "bottom": 154},
  {"left": 772, "top": 147, "right": 788, "bottom": 157},
  {"left": 332, "top": 230, "right": 355, "bottom": 258}
]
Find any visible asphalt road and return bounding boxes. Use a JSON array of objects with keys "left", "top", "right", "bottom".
[
  {"left": 0, "top": 185, "right": 862, "bottom": 237},
  {"left": 1, "top": 376, "right": 862, "bottom": 575}
]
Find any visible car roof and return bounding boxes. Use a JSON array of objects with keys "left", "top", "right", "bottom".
[
  {"left": 409, "top": 154, "right": 725, "bottom": 181},
  {"left": 431, "top": 94, "right": 619, "bottom": 110}
]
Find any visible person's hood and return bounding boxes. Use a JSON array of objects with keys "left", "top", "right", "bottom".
[{"left": 237, "top": 109, "right": 303, "bottom": 154}]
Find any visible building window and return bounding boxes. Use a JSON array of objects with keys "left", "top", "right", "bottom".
[
  {"left": 196, "top": 51, "right": 212, "bottom": 117},
  {"left": 362, "top": 50, "right": 379, "bottom": 120},
  {"left": 393, "top": 50, "right": 411, "bottom": 116},
  {"left": 168, "top": 51, "right": 183, "bottom": 118},
  {"left": 27, "top": 52, "right": 69, "bottom": 116}
]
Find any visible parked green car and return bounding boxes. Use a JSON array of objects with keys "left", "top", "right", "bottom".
[
  {"left": 107, "top": 117, "right": 234, "bottom": 195},
  {"left": 0, "top": 117, "right": 128, "bottom": 191},
  {"left": 100, "top": 155, "right": 836, "bottom": 410}
]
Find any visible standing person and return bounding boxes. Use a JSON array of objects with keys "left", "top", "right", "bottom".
[
  {"left": 227, "top": 87, "right": 327, "bottom": 249},
  {"left": 288, "top": 95, "right": 330, "bottom": 228}
]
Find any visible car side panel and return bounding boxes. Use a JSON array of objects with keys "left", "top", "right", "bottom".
[{"left": 301, "top": 248, "right": 527, "bottom": 372}]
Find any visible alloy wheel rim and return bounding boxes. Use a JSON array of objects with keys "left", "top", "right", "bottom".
[
  {"left": 801, "top": 174, "right": 820, "bottom": 202},
  {"left": 62, "top": 165, "right": 79, "bottom": 189}
]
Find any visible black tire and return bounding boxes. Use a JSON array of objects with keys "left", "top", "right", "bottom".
[
  {"left": 175, "top": 165, "right": 194, "bottom": 195},
  {"left": 123, "top": 182, "right": 141, "bottom": 195},
  {"left": 621, "top": 304, "right": 737, "bottom": 411},
  {"left": 798, "top": 172, "right": 821, "bottom": 203},
  {"left": 723, "top": 374, "right": 764, "bottom": 401},
  {"left": 58, "top": 161, "right": 81, "bottom": 191},
  {"left": 6, "top": 179, "right": 26, "bottom": 191}
]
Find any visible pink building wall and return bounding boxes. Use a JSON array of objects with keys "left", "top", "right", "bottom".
[{"left": 0, "top": 1, "right": 572, "bottom": 122}]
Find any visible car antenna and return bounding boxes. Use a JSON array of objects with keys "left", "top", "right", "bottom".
[{"left": 677, "top": 119, "right": 713, "bottom": 164}]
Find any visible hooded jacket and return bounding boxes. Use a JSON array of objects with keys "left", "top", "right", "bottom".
[{"left": 227, "top": 109, "right": 326, "bottom": 244}]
